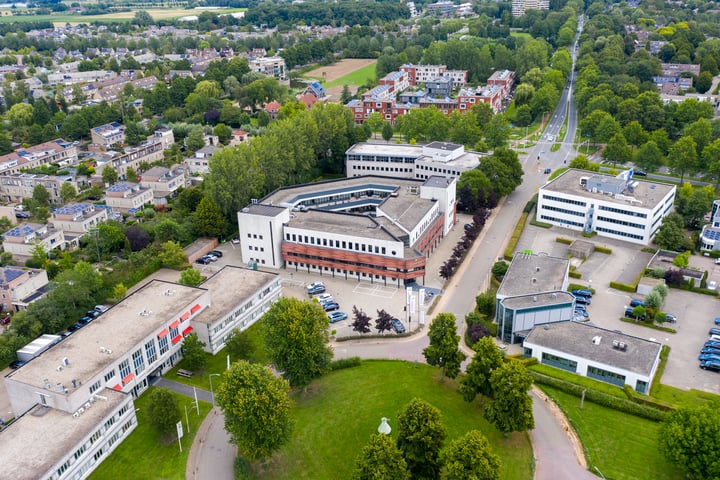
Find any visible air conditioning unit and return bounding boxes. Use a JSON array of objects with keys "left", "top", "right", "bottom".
[
  {"left": 85, "top": 402, "right": 91, "bottom": 409},
  {"left": 73, "top": 412, "right": 80, "bottom": 418}
]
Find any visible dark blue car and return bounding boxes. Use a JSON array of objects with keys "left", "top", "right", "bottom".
[
  {"left": 571, "top": 289, "right": 592, "bottom": 298},
  {"left": 322, "top": 302, "right": 340, "bottom": 312},
  {"left": 700, "top": 360, "right": 720, "bottom": 372}
]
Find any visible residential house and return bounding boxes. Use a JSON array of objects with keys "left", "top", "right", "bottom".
[
  {"left": 139, "top": 167, "right": 187, "bottom": 203},
  {"left": 91, "top": 122, "right": 126, "bottom": 148},
  {"left": 0, "top": 267, "right": 49, "bottom": 312},
  {"left": 0, "top": 139, "right": 78, "bottom": 176},
  {"left": 2, "top": 223, "right": 66, "bottom": 259},
  {"left": 0, "top": 173, "right": 85, "bottom": 204},
  {"left": 50, "top": 202, "right": 108, "bottom": 238},
  {"left": 104, "top": 182, "right": 153, "bottom": 214}
]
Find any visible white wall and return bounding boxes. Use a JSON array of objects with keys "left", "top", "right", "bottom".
[{"left": 238, "top": 209, "right": 290, "bottom": 268}]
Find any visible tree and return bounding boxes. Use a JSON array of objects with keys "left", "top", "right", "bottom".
[
  {"left": 8, "top": 103, "right": 33, "bottom": 126},
  {"left": 158, "top": 241, "right": 187, "bottom": 268},
  {"left": 352, "top": 434, "right": 410, "bottom": 480},
  {"left": 441, "top": 430, "right": 501, "bottom": 480},
  {"left": 185, "top": 128, "right": 206, "bottom": 153},
  {"left": 477, "top": 148, "right": 523, "bottom": 198},
  {"left": 396, "top": 398, "right": 447, "bottom": 480},
  {"left": 146, "top": 387, "right": 181, "bottom": 437},
  {"left": 422, "top": 313, "right": 466, "bottom": 380},
  {"left": 194, "top": 197, "right": 227, "bottom": 238},
  {"left": 484, "top": 362, "right": 534, "bottom": 434},
  {"left": 181, "top": 333, "right": 207, "bottom": 371},
  {"left": 102, "top": 166, "right": 119, "bottom": 185},
  {"left": 381, "top": 122, "right": 393, "bottom": 142},
  {"left": 654, "top": 213, "right": 685, "bottom": 250},
  {"left": 375, "top": 309, "right": 394, "bottom": 335},
  {"left": 125, "top": 167, "right": 139, "bottom": 183},
  {"left": 658, "top": 404, "right": 720, "bottom": 479},
  {"left": 59, "top": 182, "right": 76, "bottom": 204},
  {"left": 460, "top": 337, "right": 504, "bottom": 402},
  {"left": 262, "top": 297, "right": 333, "bottom": 387},
  {"left": 133, "top": 9, "right": 154, "bottom": 27},
  {"left": 351, "top": 305, "right": 372, "bottom": 334},
  {"left": 340, "top": 84, "right": 353, "bottom": 104},
  {"left": 668, "top": 136, "right": 698, "bottom": 183},
  {"left": 112, "top": 283, "right": 127, "bottom": 302},
  {"left": 224, "top": 328, "right": 257, "bottom": 362},
  {"left": 635, "top": 141, "right": 663, "bottom": 173},
  {"left": 216, "top": 360, "right": 293, "bottom": 461},
  {"left": 179, "top": 267, "right": 204, "bottom": 287},
  {"left": 124, "top": 122, "right": 147, "bottom": 146},
  {"left": 205, "top": 144, "right": 265, "bottom": 221},
  {"left": 602, "top": 133, "right": 631, "bottom": 168},
  {"left": 484, "top": 114, "right": 510, "bottom": 149},
  {"left": 32, "top": 184, "right": 50, "bottom": 207}
]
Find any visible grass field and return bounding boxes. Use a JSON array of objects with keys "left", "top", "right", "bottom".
[
  {"left": 323, "top": 62, "right": 377, "bottom": 88},
  {"left": 89, "top": 387, "right": 213, "bottom": 480},
  {"left": 253, "top": 360, "right": 533, "bottom": 480},
  {"left": 0, "top": 7, "right": 244, "bottom": 24},
  {"left": 540, "top": 386, "right": 684, "bottom": 480}
]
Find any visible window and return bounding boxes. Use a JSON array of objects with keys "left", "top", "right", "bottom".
[
  {"left": 132, "top": 349, "right": 145, "bottom": 375},
  {"left": 541, "top": 352, "right": 577, "bottom": 372},
  {"left": 89, "top": 380, "right": 102, "bottom": 394},
  {"left": 145, "top": 340, "right": 157, "bottom": 364},
  {"left": 158, "top": 335, "right": 169, "bottom": 355},
  {"left": 104, "top": 370, "right": 115, "bottom": 383},
  {"left": 169, "top": 325, "right": 179, "bottom": 339},
  {"left": 119, "top": 359, "right": 131, "bottom": 379},
  {"left": 587, "top": 365, "right": 626, "bottom": 387}
]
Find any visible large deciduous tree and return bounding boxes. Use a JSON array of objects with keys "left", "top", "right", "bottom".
[
  {"left": 205, "top": 144, "right": 265, "bottom": 221},
  {"left": 224, "top": 328, "right": 257, "bottom": 363},
  {"left": 653, "top": 212, "right": 685, "bottom": 250},
  {"left": 659, "top": 404, "right": 720, "bottom": 479},
  {"left": 146, "top": 387, "right": 181, "bottom": 438},
  {"left": 423, "top": 313, "right": 466, "bottom": 380},
  {"left": 194, "top": 197, "right": 227, "bottom": 238},
  {"left": 460, "top": 337, "right": 504, "bottom": 402},
  {"left": 667, "top": 136, "right": 698, "bottom": 183},
  {"left": 262, "top": 298, "right": 333, "bottom": 387},
  {"left": 396, "top": 398, "right": 447, "bottom": 480},
  {"left": 352, "top": 434, "right": 410, "bottom": 480},
  {"left": 441, "top": 430, "right": 501, "bottom": 480},
  {"left": 216, "top": 360, "right": 293, "bottom": 461},
  {"left": 477, "top": 148, "right": 523, "bottom": 198},
  {"left": 484, "top": 362, "right": 534, "bottom": 434},
  {"left": 180, "top": 333, "right": 207, "bottom": 371}
]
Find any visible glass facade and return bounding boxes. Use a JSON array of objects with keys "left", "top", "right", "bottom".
[
  {"left": 541, "top": 352, "right": 578, "bottom": 373},
  {"left": 586, "top": 365, "right": 626, "bottom": 387}
]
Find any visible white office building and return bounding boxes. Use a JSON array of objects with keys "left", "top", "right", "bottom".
[
  {"left": 345, "top": 141, "right": 483, "bottom": 180},
  {"left": 536, "top": 169, "right": 676, "bottom": 245},
  {"left": 700, "top": 199, "right": 720, "bottom": 251},
  {"left": 523, "top": 321, "right": 662, "bottom": 394}
]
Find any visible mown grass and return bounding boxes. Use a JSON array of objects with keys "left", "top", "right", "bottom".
[
  {"left": 539, "top": 386, "right": 684, "bottom": 480},
  {"left": 254, "top": 360, "right": 533, "bottom": 480},
  {"left": 321, "top": 61, "right": 377, "bottom": 88},
  {"left": 0, "top": 7, "right": 243, "bottom": 23},
  {"left": 89, "top": 387, "right": 212, "bottom": 480}
]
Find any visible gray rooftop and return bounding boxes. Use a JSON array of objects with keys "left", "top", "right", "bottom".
[
  {"left": 244, "top": 204, "right": 287, "bottom": 217},
  {"left": 524, "top": 321, "right": 662, "bottom": 376},
  {"left": 423, "top": 176, "right": 454, "bottom": 188},
  {"left": 498, "top": 253, "right": 569, "bottom": 297},
  {"left": 377, "top": 196, "right": 437, "bottom": 232},
  {"left": 416, "top": 152, "right": 481, "bottom": 169},
  {"left": 345, "top": 142, "right": 425, "bottom": 158},
  {"left": 192, "top": 266, "right": 278, "bottom": 325},
  {"left": 286, "top": 210, "right": 403, "bottom": 241},
  {"left": 8, "top": 280, "right": 206, "bottom": 390},
  {"left": 501, "top": 291, "right": 575, "bottom": 310},
  {"left": 0, "top": 389, "right": 127, "bottom": 480},
  {"left": 542, "top": 169, "right": 674, "bottom": 209}
]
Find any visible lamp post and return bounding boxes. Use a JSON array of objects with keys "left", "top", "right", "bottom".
[
  {"left": 378, "top": 417, "right": 391, "bottom": 435},
  {"left": 209, "top": 373, "right": 221, "bottom": 407}
]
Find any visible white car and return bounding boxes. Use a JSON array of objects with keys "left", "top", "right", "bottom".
[
  {"left": 709, "top": 281, "right": 717, "bottom": 291},
  {"left": 316, "top": 294, "right": 334, "bottom": 304}
]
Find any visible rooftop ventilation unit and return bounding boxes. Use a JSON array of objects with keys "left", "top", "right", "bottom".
[
  {"left": 536, "top": 267, "right": 540, "bottom": 272},
  {"left": 592, "top": 335, "right": 602, "bottom": 345},
  {"left": 55, "top": 383, "right": 63, "bottom": 392},
  {"left": 71, "top": 379, "right": 77, "bottom": 388},
  {"left": 56, "top": 365, "right": 63, "bottom": 372},
  {"left": 139, "top": 310, "right": 151, "bottom": 317},
  {"left": 100, "top": 347, "right": 106, "bottom": 353},
  {"left": 63, "top": 357, "right": 69, "bottom": 366},
  {"left": 94, "top": 394, "right": 108, "bottom": 402},
  {"left": 85, "top": 402, "right": 91, "bottom": 409}
]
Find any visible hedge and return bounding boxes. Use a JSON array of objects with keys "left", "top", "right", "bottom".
[
  {"left": 336, "top": 332, "right": 413, "bottom": 342},
  {"left": 610, "top": 280, "right": 636, "bottom": 292},
  {"left": 329, "top": 356, "right": 362, "bottom": 371},
  {"left": 623, "top": 385, "right": 676, "bottom": 412},
  {"left": 569, "top": 271, "right": 582, "bottom": 279},
  {"left": 619, "top": 317, "right": 677, "bottom": 333},
  {"left": 530, "top": 371, "right": 667, "bottom": 421},
  {"left": 593, "top": 246, "right": 612, "bottom": 254},
  {"left": 529, "top": 219, "right": 553, "bottom": 228},
  {"left": 556, "top": 237, "right": 573, "bottom": 245},
  {"left": 504, "top": 212, "right": 529, "bottom": 260},
  {"left": 650, "top": 346, "right": 670, "bottom": 397},
  {"left": 523, "top": 194, "right": 538, "bottom": 214}
]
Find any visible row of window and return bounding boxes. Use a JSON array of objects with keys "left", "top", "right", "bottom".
[
  {"left": 287, "top": 261, "right": 398, "bottom": 280},
  {"left": 285, "top": 233, "right": 396, "bottom": 255},
  {"left": 246, "top": 233, "right": 264, "bottom": 240},
  {"left": 351, "top": 164, "right": 413, "bottom": 173},
  {"left": 542, "top": 194, "right": 587, "bottom": 207},
  {"left": 416, "top": 164, "right": 460, "bottom": 176},
  {"left": 539, "top": 214, "right": 583, "bottom": 228},
  {"left": 287, "top": 257, "right": 423, "bottom": 275},
  {"left": 347, "top": 154, "right": 415, "bottom": 163},
  {"left": 597, "top": 204, "right": 647, "bottom": 218},
  {"left": 595, "top": 226, "right": 644, "bottom": 241},
  {"left": 596, "top": 215, "right": 644, "bottom": 230},
  {"left": 540, "top": 204, "right": 586, "bottom": 218}
]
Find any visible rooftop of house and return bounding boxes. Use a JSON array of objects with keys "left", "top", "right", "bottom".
[{"left": 497, "top": 253, "right": 569, "bottom": 298}]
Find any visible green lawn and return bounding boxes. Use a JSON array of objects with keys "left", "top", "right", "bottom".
[
  {"left": 322, "top": 61, "right": 377, "bottom": 88},
  {"left": 539, "top": 386, "right": 684, "bottom": 480},
  {"left": 253, "top": 360, "right": 533, "bottom": 480},
  {"left": 89, "top": 387, "right": 212, "bottom": 480}
]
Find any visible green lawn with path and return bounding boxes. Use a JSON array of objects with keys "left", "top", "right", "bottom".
[
  {"left": 89, "top": 387, "right": 212, "bottom": 480},
  {"left": 253, "top": 360, "right": 533, "bottom": 480},
  {"left": 539, "top": 386, "right": 684, "bottom": 480}
]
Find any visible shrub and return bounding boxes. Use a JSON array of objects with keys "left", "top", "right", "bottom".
[
  {"left": 569, "top": 270, "right": 582, "bottom": 279},
  {"left": 467, "top": 323, "right": 491, "bottom": 346},
  {"left": 475, "top": 291, "right": 496, "bottom": 317},
  {"left": 619, "top": 317, "right": 677, "bottom": 333},
  {"left": 556, "top": 237, "right": 573, "bottom": 245},
  {"left": 650, "top": 346, "right": 670, "bottom": 396},
  {"left": 504, "top": 212, "right": 529, "bottom": 260},
  {"left": 529, "top": 219, "right": 553, "bottom": 228},
  {"left": 593, "top": 246, "right": 612, "bottom": 254},
  {"left": 523, "top": 195, "right": 537, "bottom": 214},
  {"left": 329, "top": 356, "right": 362, "bottom": 371},
  {"left": 491, "top": 261, "right": 509, "bottom": 280},
  {"left": 234, "top": 455, "right": 252, "bottom": 480}
]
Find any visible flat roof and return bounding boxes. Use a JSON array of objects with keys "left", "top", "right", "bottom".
[
  {"left": 498, "top": 253, "right": 569, "bottom": 297},
  {"left": 501, "top": 291, "right": 575, "bottom": 310},
  {"left": 8, "top": 280, "right": 206, "bottom": 390},
  {"left": 377, "top": 196, "right": 436, "bottom": 232},
  {"left": 286, "top": 210, "right": 403, "bottom": 241},
  {"left": 244, "top": 204, "right": 287, "bottom": 217},
  {"left": 542, "top": 169, "right": 674, "bottom": 209},
  {"left": 192, "top": 266, "right": 278, "bottom": 325},
  {"left": 524, "top": 321, "right": 662, "bottom": 376},
  {"left": 345, "top": 143, "right": 425, "bottom": 158},
  {"left": 0, "top": 389, "right": 127, "bottom": 480},
  {"left": 417, "top": 152, "right": 481, "bottom": 170}
]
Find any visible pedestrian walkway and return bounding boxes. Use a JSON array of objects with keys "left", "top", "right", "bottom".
[{"left": 154, "top": 378, "right": 213, "bottom": 403}]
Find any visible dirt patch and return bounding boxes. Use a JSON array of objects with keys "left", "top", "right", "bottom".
[
  {"left": 305, "top": 59, "right": 376, "bottom": 83},
  {"left": 325, "top": 84, "right": 354, "bottom": 102}
]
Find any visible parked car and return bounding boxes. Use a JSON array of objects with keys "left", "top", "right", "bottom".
[
  {"left": 574, "top": 295, "right": 590, "bottom": 305},
  {"left": 704, "top": 340, "right": 720, "bottom": 349},
  {"left": 327, "top": 311, "right": 348, "bottom": 323},
  {"left": 9, "top": 360, "right": 26, "bottom": 369},
  {"left": 231, "top": 237, "right": 240, "bottom": 245},
  {"left": 322, "top": 302, "right": 340, "bottom": 312},
  {"left": 210, "top": 250, "right": 223, "bottom": 258},
  {"left": 316, "top": 294, "right": 334, "bottom": 304},
  {"left": 196, "top": 256, "right": 211, "bottom": 265},
  {"left": 662, "top": 313, "right": 677, "bottom": 323},
  {"left": 14, "top": 212, "right": 29, "bottom": 219},
  {"left": 625, "top": 307, "right": 645, "bottom": 320},
  {"left": 633, "top": 170, "right": 647, "bottom": 177},
  {"left": 464, "top": 223, "right": 473, "bottom": 231},
  {"left": 709, "top": 281, "right": 717, "bottom": 291},
  {"left": 571, "top": 289, "right": 593, "bottom": 298},
  {"left": 700, "top": 360, "right": 720, "bottom": 372},
  {"left": 94, "top": 305, "right": 109, "bottom": 313},
  {"left": 701, "top": 347, "right": 720, "bottom": 356},
  {"left": 308, "top": 282, "right": 325, "bottom": 290},
  {"left": 715, "top": 317, "right": 720, "bottom": 326},
  {"left": 392, "top": 318, "right": 406, "bottom": 334},
  {"left": 698, "top": 353, "right": 720, "bottom": 362},
  {"left": 715, "top": 258, "right": 720, "bottom": 265},
  {"left": 86, "top": 310, "right": 100, "bottom": 318},
  {"left": 67, "top": 323, "right": 84, "bottom": 332},
  {"left": 79, "top": 316, "right": 94, "bottom": 325},
  {"left": 308, "top": 285, "right": 326, "bottom": 295},
  {"left": 709, "top": 327, "right": 720, "bottom": 336},
  {"left": 629, "top": 298, "right": 645, "bottom": 307},
  {"left": 0, "top": 314, "right": 10, "bottom": 325}
]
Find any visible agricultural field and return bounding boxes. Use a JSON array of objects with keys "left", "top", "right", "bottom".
[
  {"left": 305, "top": 59, "right": 377, "bottom": 100},
  {"left": 0, "top": 7, "right": 244, "bottom": 24}
]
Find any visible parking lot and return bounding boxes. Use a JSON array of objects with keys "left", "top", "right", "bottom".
[{"left": 517, "top": 222, "right": 720, "bottom": 394}]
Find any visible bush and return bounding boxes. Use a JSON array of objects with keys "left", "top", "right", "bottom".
[
  {"left": 491, "top": 261, "right": 509, "bottom": 280},
  {"left": 329, "top": 356, "right": 362, "bottom": 371},
  {"left": 234, "top": 455, "right": 252, "bottom": 480},
  {"left": 531, "top": 371, "right": 667, "bottom": 421},
  {"left": 467, "top": 323, "right": 491, "bottom": 346},
  {"left": 523, "top": 194, "right": 537, "bottom": 214},
  {"left": 569, "top": 270, "right": 582, "bottom": 279},
  {"left": 619, "top": 317, "right": 677, "bottom": 333},
  {"left": 504, "top": 212, "right": 529, "bottom": 260},
  {"left": 593, "top": 246, "right": 612, "bottom": 254},
  {"left": 610, "top": 281, "right": 636, "bottom": 292},
  {"left": 475, "top": 291, "right": 496, "bottom": 317},
  {"left": 529, "top": 219, "right": 553, "bottom": 228},
  {"left": 556, "top": 237, "right": 573, "bottom": 245}
]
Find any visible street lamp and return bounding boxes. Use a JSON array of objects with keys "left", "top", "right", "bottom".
[
  {"left": 378, "top": 417, "right": 391, "bottom": 435},
  {"left": 209, "top": 373, "right": 221, "bottom": 407}
]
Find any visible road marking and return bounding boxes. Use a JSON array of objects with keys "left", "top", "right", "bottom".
[
  {"left": 353, "top": 283, "right": 397, "bottom": 299},
  {"left": 282, "top": 278, "right": 304, "bottom": 288}
]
